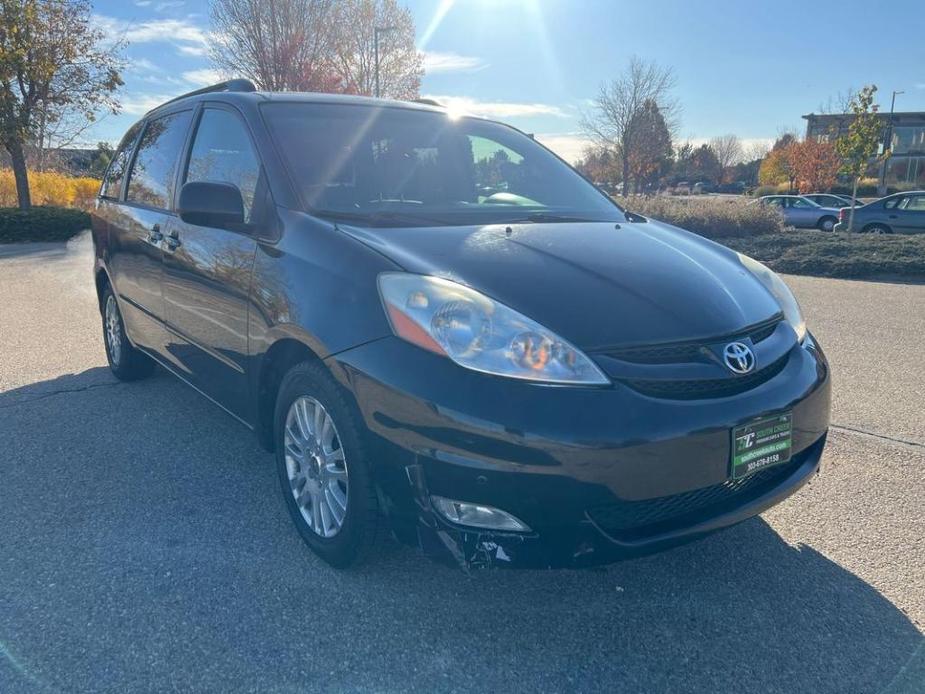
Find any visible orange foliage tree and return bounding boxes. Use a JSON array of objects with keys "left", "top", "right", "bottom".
[{"left": 789, "top": 140, "right": 841, "bottom": 192}]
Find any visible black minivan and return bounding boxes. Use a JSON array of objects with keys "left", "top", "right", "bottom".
[{"left": 92, "top": 80, "right": 831, "bottom": 570}]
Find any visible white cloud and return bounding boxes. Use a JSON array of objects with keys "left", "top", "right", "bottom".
[
  {"left": 182, "top": 68, "right": 223, "bottom": 87},
  {"left": 134, "top": 1, "right": 152, "bottom": 6},
  {"left": 534, "top": 133, "right": 594, "bottom": 164},
  {"left": 176, "top": 44, "right": 209, "bottom": 57},
  {"left": 127, "top": 57, "right": 158, "bottom": 73},
  {"left": 120, "top": 93, "right": 176, "bottom": 115},
  {"left": 422, "top": 94, "right": 568, "bottom": 119},
  {"left": 94, "top": 14, "right": 208, "bottom": 55},
  {"left": 156, "top": 1, "right": 185, "bottom": 10},
  {"left": 422, "top": 51, "right": 488, "bottom": 74}
]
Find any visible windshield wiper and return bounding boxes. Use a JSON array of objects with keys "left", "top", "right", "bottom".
[
  {"left": 504, "top": 212, "right": 611, "bottom": 224},
  {"left": 312, "top": 209, "right": 450, "bottom": 227}
]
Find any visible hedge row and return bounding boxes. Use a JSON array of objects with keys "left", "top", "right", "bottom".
[
  {"left": 616, "top": 195, "right": 925, "bottom": 281},
  {"left": 0, "top": 206, "right": 91, "bottom": 244},
  {"left": 718, "top": 232, "right": 925, "bottom": 281},
  {"left": 0, "top": 170, "right": 101, "bottom": 210},
  {"left": 615, "top": 195, "right": 785, "bottom": 238}
]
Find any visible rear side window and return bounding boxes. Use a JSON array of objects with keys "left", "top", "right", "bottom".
[
  {"left": 127, "top": 110, "right": 193, "bottom": 210},
  {"left": 903, "top": 195, "right": 925, "bottom": 211},
  {"left": 185, "top": 108, "right": 261, "bottom": 221},
  {"left": 101, "top": 123, "right": 142, "bottom": 199}
]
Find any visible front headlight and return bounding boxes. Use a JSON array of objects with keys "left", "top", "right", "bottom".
[
  {"left": 378, "top": 273, "right": 609, "bottom": 385},
  {"left": 737, "top": 253, "right": 806, "bottom": 342}
]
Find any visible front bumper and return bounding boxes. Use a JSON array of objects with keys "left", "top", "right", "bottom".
[{"left": 328, "top": 334, "right": 831, "bottom": 569}]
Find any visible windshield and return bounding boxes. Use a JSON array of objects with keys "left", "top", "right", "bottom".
[{"left": 262, "top": 102, "right": 624, "bottom": 227}]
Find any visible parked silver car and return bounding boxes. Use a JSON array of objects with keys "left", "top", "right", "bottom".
[
  {"left": 802, "top": 193, "right": 862, "bottom": 209},
  {"left": 833, "top": 190, "right": 925, "bottom": 234},
  {"left": 756, "top": 195, "right": 841, "bottom": 231}
]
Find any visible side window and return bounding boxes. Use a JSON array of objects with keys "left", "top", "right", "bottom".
[
  {"left": 903, "top": 195, "right": 925, "bottom": 211},
  {"left": 790, "top": 198, "right": 811, "bottom": 209},
  {"left": 185, "top": 108, "right": 261, "bottom": 221},
  {"left": 883, "top": 197, "right": 902, "bottom": 210},
  {"left": 101, "top": 123, "right": 142, "bottom": 199},
  {"left": 126, "top": 110, "right": 193, "bottom": 210}
]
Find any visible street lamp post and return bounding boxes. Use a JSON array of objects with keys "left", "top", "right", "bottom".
[
  {"left": 374, "top": 26, "right": 396, "bottom": 98},
  {"left": 879, "top": 89, "right": 904, "bottom": 195}
]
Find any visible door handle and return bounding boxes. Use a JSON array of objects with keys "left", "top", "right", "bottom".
[
  {"left": 165, "top": 230, "right": 182, "bottom": 251},
  {"left": 148, "top": 223, "right": 163, "bottom": 243}
]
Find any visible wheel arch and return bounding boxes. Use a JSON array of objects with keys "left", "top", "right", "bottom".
[
  {"left": 94, "top": 265, "right": 116, "bottom": 315},
  {"left": 255, "top": 337, "right": 325, "bottom": 451}
]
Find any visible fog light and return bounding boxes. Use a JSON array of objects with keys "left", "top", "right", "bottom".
[{"left": 431, "top": 496, "right": 531, "bottom": 532}]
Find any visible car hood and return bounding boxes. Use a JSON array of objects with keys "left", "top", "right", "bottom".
[{"left": 339, "top": 219, "right": 783, "bottom": 350}]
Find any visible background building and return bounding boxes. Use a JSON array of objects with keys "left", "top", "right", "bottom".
[{"left": 803, "top": 111, "right": 925, "bottom": 191}]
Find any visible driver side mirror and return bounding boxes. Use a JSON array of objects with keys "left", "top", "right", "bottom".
[
  {"left": 624, "top": 211, "right": 647, "bottom": 223},
  {"left": 178, "top": 181, "right": 245, "bottom": 229}
]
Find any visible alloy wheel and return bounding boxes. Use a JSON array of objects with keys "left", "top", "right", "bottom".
[
  {"left": 283, "top": 396, "right": 349, "bottom": 538},
  {"left": 105, "top": 295, "right": 122, "bottom": 367}
]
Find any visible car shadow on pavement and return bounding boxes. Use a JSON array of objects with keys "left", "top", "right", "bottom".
[{"left": 1, "top": 367, "right": 922, "bottom": 693}]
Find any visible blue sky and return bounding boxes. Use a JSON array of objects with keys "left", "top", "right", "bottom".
[{"left": 90, "top": 0, "right": 925, "bottom": 162}]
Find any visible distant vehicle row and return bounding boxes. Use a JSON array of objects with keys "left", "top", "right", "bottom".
[{"left": 754, "top": 191, "right": 925, "bottom": 234}]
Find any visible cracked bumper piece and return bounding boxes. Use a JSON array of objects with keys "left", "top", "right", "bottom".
[{"left": 328, "top": 335, "right": 831, "bottom": 569}]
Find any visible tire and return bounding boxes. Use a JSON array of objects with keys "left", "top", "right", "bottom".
[
  {"left": 817, "top": 216, "right": 837, "bottom": 232},
  {"left": 101, "top": 286, "right": 155, "bottom": 381},
  {"left": 274, "top": 360, "right": 382, "bottom": 568},
  {"left": 861, "top": 223, "right": 892, "bottom": 235}
]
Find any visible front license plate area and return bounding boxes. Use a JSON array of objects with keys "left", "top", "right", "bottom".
[{"left": 731, "top": 413, "right": 793, "bottom": 480}]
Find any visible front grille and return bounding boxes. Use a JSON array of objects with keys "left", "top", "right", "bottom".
[
  {"left": 587, "top": 456, "right": 802, "bottom": 539},
  {"left": 602, "top": 316, "right": 781, "bottom": 365},
  {"left": 625, "top": 352, "right": 790, "bottom": 400}
]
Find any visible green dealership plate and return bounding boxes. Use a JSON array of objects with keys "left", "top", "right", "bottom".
[{"left": 731, "top": 413, "right": 793, "bottom": 480}]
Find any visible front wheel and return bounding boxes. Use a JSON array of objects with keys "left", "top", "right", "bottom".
[
  {"left": 817, "top": 216, "right": 837, "bottom": 232},
  {"left": 274, "top": 361, "right": 383, "bottom": 568},
  {"left": 101, "top": 286, "right": 154, "bottom": 381}
]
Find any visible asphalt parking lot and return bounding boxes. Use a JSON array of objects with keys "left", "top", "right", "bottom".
[{"left": 1, "top": 234, "right": 923, "bottom": 693}]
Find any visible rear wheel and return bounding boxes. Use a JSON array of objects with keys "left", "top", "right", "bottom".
[
  {"left": 817, "top": 216, "right": 837, "bottom": 232},
  {"left": 861, "top": 223, "right": 892, "bottom": 235},
  {"left": 274, "top": 360, "right": 382, "bottom": 568},
  {"left": 101, "top": 286, "right": 154, "bottom": 381}
]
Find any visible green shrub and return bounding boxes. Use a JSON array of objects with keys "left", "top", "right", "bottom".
[
  {"left": 614, "top": 195, "right": 785, "bottom": 238},
  {"left": 0, "top": 205, "right": 90, "bottom": 243}
]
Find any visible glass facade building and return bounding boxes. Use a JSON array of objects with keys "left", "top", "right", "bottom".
[{"left": 803, "top": 112, "right": 925, "bottom": 189}]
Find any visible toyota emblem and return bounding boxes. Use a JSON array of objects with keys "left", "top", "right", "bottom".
[{"left": 723, "top": 342, "right": 755, "bottom": 374}]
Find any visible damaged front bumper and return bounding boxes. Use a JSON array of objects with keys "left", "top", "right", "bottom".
[
  {"left": 405, "top": 434, "right": 826, "bottom": 570},
  {"left": 327, "top": 335, "right": 831, "bottom": 571}
]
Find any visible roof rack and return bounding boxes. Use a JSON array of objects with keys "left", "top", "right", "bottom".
[
  {"left": 154, "top": 79, "right": 257, "bottom": 110},
  {"left": 413, "top": 98, "right": 443, "bottom": 107}
]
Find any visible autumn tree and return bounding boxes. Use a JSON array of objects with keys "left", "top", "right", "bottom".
[
  {"left": 0, "top": 0, "right": 124, "bottom": 208},
  {"left": 835, "top": 85, "right": 881, "bottom": 231},
  {"left": 575, "top": 145, "right": 621, "bottom": 186},
  {"left": 709, "top": 134, "right": 742, "bottom": 183},
  {"left": 330, "top": 0, "right": 422, "bottom": 99},
  {"left": 581, "top": 56, "right": 679, "bottom": 195},
  {"left": 687, "top": 144, "right": 722, "bottom": 185},
  {"left": 624, "top": 99, "right": 672, "bottom": 193},
  {"left": 789, "top": 139, "right": 841, "bottom": 192},
  {"left": 209, "top": 0, "right": 422, "bottom": 98},
  {"left": 209, "top": 0, "right": 339, "bottom": 91},
  {"left": 758, "top": 134, "right": 800, "bottom": 191}
]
